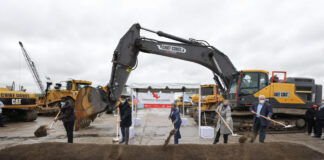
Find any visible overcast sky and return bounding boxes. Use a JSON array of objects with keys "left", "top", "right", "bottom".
[{"left": 0, "top": 0, "right": 323, "bottom": 95}]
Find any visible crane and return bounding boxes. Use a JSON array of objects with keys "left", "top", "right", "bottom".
[{"left": 19, "top": 41, "right": 45, "bottom": 94}]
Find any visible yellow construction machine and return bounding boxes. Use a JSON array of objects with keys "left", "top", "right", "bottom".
[
  {"left": 37, "top": 80, "right": 92, "bottom": 114},
  {"left": 189, "top": 84, "right": 224, "bottom": 124},
  {"left": 19, "top": 41, "right": 94, "bottom": 129},
  {"left": 0, "top": 87, "right": 38, "bottom": 121},
  {"left": 73, "top": 24, "right": 322, "bottom": 132}
]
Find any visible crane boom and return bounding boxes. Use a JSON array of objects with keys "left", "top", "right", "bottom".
[{"left": 19, "top": 41, "right": 45, "bottom": 94}]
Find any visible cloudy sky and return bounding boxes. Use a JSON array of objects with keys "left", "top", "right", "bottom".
[{"left": 0, "top": 0, "right": 323, "bottom": 94}]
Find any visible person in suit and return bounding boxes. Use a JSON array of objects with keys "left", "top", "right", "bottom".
[
  {"left": 250, "top": 95, "right": 273, "bottom": 143},
  {"left": 168, "top": 103, "right": 182, "bottom": 144},
  {"left": 118, "top": 95, "right": 132, "bottom": 145}
]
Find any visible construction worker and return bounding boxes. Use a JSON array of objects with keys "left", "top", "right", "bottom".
[
  {"left": 0, "top": 101, "right": 4, "bottom": 127},
  {"left": 118, "top": 95, "right": 132, "bottom": 145},
  {"left": 168, "top": 103, "right": 182, "bottom": 144},
  {"left": 305, "top": 105, "right": 317, "bottom": 136},
  {"left": 213, "top": 100, "right": 233, "bottom": 144},
  {"left": 314, "top": 104, "right": 324, "bottom": 138},
  {"left": 54, "top": 97, "right": 76, "bottom": 143},
  {"left": 250, "top": 95, "right": 273, "bottom": 143}
]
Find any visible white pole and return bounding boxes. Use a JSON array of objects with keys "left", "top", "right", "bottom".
[
  {"left": 182, "top": 90, "right": 185, "bottom": 117},
  {"left": 131, "top": 88, "right": 134, "bottom": 127},
  {"left": 135, "top": 90, "right": 138, "bottom": 117},
  {"left": 198, "top": 85, "right": 201, "bottom": 136}
]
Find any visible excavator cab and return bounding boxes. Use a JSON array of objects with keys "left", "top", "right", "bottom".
[{"left": 228, "top": 70, "right": 269, "bottom": 110}]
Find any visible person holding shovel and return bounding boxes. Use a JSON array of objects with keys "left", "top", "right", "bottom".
[
  {"left": 168, "top": 103, "right": 182, "bottom": 144},
  {"left": 250, "top": 95, "right": 273, "bottom": 143},
  {"left": 54, "top": 97, "right": 76, "bottom": 143},
  {"left": 213, "top": 100, "right": 233, "bottom": 144}
]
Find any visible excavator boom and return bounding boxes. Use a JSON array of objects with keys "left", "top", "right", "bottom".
[{"left": 75, "top": 23, "right": 237, "bottom": 119}]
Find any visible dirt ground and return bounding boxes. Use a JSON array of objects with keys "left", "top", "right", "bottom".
[
  {"left": 1, "top": 142, "right": 323, "bottom": 160},
  {"left": 0, "top": 108, "right": 323, "bottom": 155}
]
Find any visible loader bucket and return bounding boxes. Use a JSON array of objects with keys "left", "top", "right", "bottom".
[{"left": 75, "top": 86, "right": 108, "bottom": 119}]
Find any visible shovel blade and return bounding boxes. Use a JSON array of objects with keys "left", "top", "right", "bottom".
[
  {"left": 284, "top": 125, "right": 294, "bottom": 128},
  {"left": 112, "top": 137, "right": 120, "bottom": 142}
]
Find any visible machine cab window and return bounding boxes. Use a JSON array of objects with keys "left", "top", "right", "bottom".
[
  {"left": 229, "top": 71, "right": 269, "bottom": 98},
  {"left": 201, "top": 86, "right": 213, "bottom": 96},
  {"left": 76, "top": 83, "right": 90, "bottom": 90},
  {"left": 66, "top": 81, "right": 73, "bottom": 90},
  {"left": 239, "top": 72, "right": 259, "bottom": 96}
]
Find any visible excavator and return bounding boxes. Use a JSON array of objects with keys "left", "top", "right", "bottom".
[{"left": 75, "top": 23, "right": 322, "bottom": 131}]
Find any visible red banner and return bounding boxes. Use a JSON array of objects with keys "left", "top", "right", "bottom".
[{"left": 144, "top": 104, "right": 171, "bottom": 108}]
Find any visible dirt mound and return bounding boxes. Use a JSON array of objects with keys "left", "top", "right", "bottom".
[
  {"left": 34, "top": 125, "right": 47, "bottom": 137},
  {"left": 0, "top": 142, "right": 323, "bottom": 160}
]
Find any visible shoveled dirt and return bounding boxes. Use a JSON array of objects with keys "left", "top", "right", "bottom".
[
  {"left": 163, "top": 128, "right": 177, "bottom": 150},
  {"left": 34, "top": 125, "right": 47, "bottom": 137},
  {"left": 239, "top": 133, "right": 253, "bottom": 143},
  {"left": 0, "top": 142, "right": 323, "bottom": 160}
]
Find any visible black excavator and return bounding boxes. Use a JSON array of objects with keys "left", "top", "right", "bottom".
[{"left": 75, "top": 23, "right": 322, "bottom": 132}]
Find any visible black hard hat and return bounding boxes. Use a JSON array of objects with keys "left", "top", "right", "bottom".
[{"left": 120, "top": 95, "right": 127, "bottom": 99}]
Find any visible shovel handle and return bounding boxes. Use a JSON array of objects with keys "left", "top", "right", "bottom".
[
  {"left": 215, "top": 110, "right": 235, "bottom": 135},
  {"left": 252, "top": 112, "right": 286, "bottom": 127},
  {"left": 54, "top": 110, "right": 61, "bottom": 120},
  {"left": 49, "top": 110, "right": 61, "bottom": 129}
]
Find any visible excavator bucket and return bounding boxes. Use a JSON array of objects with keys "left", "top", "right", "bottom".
[{"left": 74, "top": 86, "right": 109, "bottom": 130}]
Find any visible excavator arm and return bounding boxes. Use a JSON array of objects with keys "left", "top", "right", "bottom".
[{"left": 75, "top": 23, "right": 237, "bottom": 119}]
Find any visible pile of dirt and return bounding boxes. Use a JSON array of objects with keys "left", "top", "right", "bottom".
[
  {"left": 34, "top": 125, "right": 47, "bottom": 137},
  {"left": 0, "top": 142, "right": 323, "bottom": 160}
]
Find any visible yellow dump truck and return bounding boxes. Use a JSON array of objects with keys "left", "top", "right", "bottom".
[{"left": 0, "top": 88, "right": 37, "bottom": 121}]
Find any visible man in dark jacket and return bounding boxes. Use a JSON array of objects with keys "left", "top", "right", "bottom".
[
  {"left": 118, "top": 95, "right": 132, "bottom": 145},
  {"left": 305, "top": 105, "right": 317, "bottom": 135},
  {"left": 0, "top": 101, "right": 5, "bottom": 127},
  {"left": 250, "top": 95, "right": 273, "bottom": 143},
  {"left": 54, "top": 97, "right": 76, "bottom": 143},
  {"left": 168, "top": 103, "right": 182, "bottom": 144},
  {"left": 314, "top": 104, "right": 324, "bottom": 138}
]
